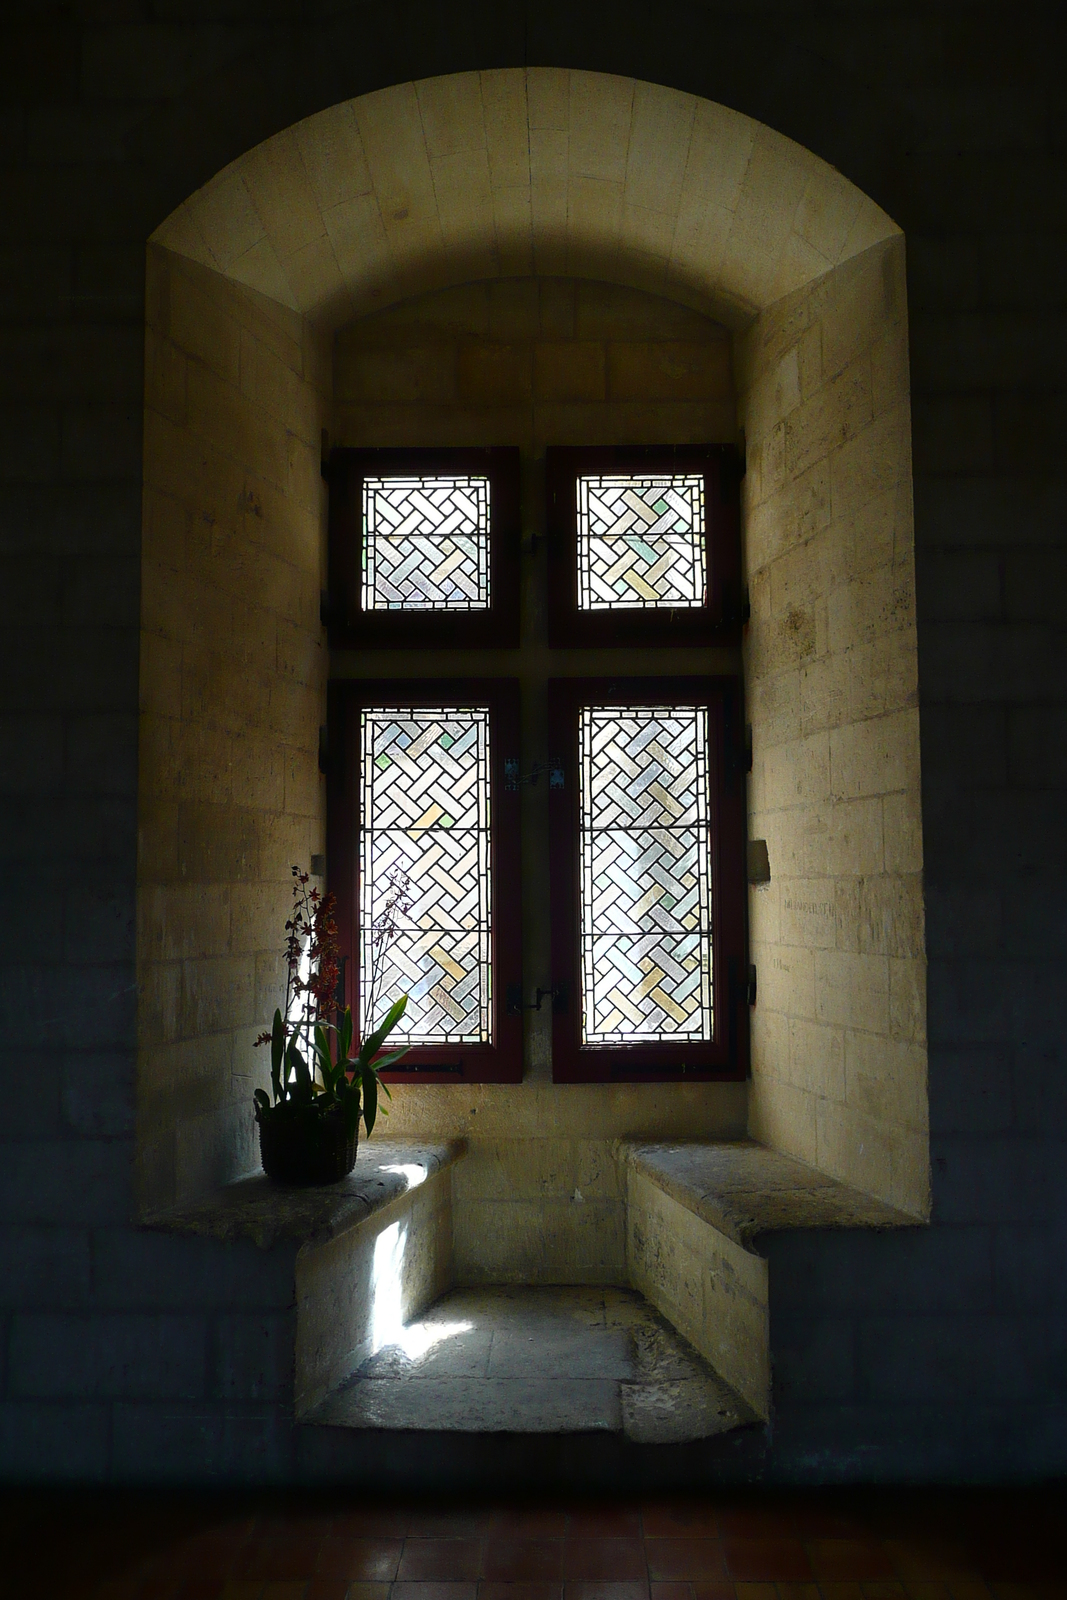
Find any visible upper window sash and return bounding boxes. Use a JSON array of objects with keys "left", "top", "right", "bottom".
[
  {"left": 327, "top": 447, "right": 521, "bottom": 649},
  {"left": 546, "top": 445, "right": 743, "bottom": 648}
]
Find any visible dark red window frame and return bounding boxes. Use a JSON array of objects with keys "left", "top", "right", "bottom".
[
  {"left": 327, "top": 677, "right": 523, "bottom": 1084},
  {"left": 545, "top": 444, "right": 744, "bottom": 648},
  {"left": 326, "top": 446, "right": 521, "bottom": 649},
  {"left": 548, "top": 676, "right": 749, "bottom": 1084}
]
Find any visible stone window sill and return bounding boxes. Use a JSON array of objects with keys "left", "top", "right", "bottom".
[
  {"left": 144, "top": 1140, "right": 466, "bottom": 1251},
  {"left": 621, "top": 1139, "right": 917, "bottom": 1249}
]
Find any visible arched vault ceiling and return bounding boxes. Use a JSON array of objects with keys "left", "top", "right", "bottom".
[{"left": 152, "top": 68, "right": 900, "bottom": 334}]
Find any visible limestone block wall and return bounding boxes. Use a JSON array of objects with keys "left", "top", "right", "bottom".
[
  {"left": 738, "top": 238, "right": 927, "bottom": 1216},
  {"left": 138, "top": 246, "right": 331, "bottom": 1211},
  {"left": 332, "top": 276, "right": 747, "bottom": 1282}
]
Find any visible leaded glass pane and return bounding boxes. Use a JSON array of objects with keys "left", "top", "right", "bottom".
[
  {"left": 360, "top": 706, "right": 491, "bottom": 1044},
  {"left": 362, "top": 476, "right": 491, "bottom": 611},
  {"left": 576, "top": 474, "right": 705, "bottom": 610},
  {"left": 579, "top": 705, "right": 713, "bottom": 1043}
]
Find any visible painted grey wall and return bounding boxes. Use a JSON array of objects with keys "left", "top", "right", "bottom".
[{"left": 1, "top": 1, "right": 1064, "bottom": 1480}]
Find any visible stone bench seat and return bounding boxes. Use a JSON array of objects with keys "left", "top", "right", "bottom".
[
  {"left": 147, "top": 1141, "right": 466, "bottom": 1416},
  {"left": 147, "top": 1141, "right": 465, "bottom": 1251},
  {"left": 144, "top": 1136, "right": 919, "bottom": 1442},
  {"left": 621, "top": 1140, "right": 919, "bottom": 1421},
  {"left": 623, "top": 1140, "right": 914, "bottom": 1248}
]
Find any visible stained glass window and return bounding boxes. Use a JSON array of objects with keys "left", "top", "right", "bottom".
[
  {"left": 576, "top": 474, "right": 705, "bottom": 610},
  {"left": 362, "top": 476, "right": 491, "bottom": 611},
  {"left": 578, "top": 704, "right": 713, "bottom": 1043},
  {"left": 360, "top": 706, "right": 492, "bottom": 1044}
]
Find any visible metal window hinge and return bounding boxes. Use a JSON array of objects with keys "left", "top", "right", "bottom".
[
  {"left": 504, "top": 758, "right": 564, "bottom": 791},
  {"left": 384, "top": 1062, "right": 464, "bottom": 1074},
  {"left": 747, "top": 964, "right": 758, "bottom": 1007},
  {"left": 507, "top": 984, "right": 567, "bottom": 1015}
]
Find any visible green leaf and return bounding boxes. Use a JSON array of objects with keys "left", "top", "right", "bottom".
[
  {"left": 370, "top": 1047, "right": 408, "bottom": 1073},
  {"left": 359, "top": 994, "right": 408, "bottom": 1066},
  {"left": 270, "top": 1009, "right": 284, "bottom": 1102},
  {"left": 314, "top": 1024, "right": 333, "bottom": 1089},
  {"left": 339, "top": 1007, "right": 353, "bottom": 1063},
  {"left": 361, "top": 1063, "right": 378, "bottom": 1137},
  {"left": 342, "top": 1081, "right": 361, "bottom": 1141},
  {"left": 288, "top": 1041, "right": 313, "bottom": 1104},
  {"left": 253, "top": 1088, "right": 271, "bottom": 1116}
]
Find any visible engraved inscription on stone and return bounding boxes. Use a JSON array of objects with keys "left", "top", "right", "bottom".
[
  {"left": 360, "top": 706, "right": 492, "bottom": 1043},
  {"left": 578, "top": 705, "right": 713, "bottom": 1043}
]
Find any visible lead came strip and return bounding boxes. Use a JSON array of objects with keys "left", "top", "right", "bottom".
[
  {"left": 579, "top": 704, "right": 713, "bottom": 1043},
  {"left": 360, "top": 706, "right": 492, "bottom": 1044}
]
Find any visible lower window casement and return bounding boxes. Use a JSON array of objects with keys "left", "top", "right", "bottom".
[
  {"left": 547, "top": 676, "right": 749, "bottom": 1083},
  {"left": 327, "top": 678, "right": 522, "bottom": 1083}
]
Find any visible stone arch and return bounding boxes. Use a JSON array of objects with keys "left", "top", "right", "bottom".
[
  {"left": 152, "top": 70, "right": 898, "bottom": 331},
  {"left": 140, "top": 68, "right": 925, "bottom": 1220}
]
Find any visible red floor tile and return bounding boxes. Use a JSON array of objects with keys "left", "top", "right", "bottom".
[
  {"left": 490, "top": 1511, "right": 570, "bottom": 1539},
  {"left": 942, "top": 1582, "right": 996, "bottom": 1600},
  {"left": 642, "top": 1507, "right": 720, "bottom": 1539},
  {"left": 566, "top": 1510, "right": 643, "bottom": 1538},
  {"left": 403, "top": 1514, "right": 495, "bottom": 1538},
  {"left": 806, "top": 1541, "right": 900, "bottom": 1581},
  {"left": 479, "top": 1582, "right": 563, "bottom": 1600},
  {"left": 563, "top": 1541, "right": 648, "bottom": 1581},
  {"left": 237, "top": 1531, "right": 328, "bottom": 1579},
  {"left": 723, "top": 1539, "right": 813, "bottom": 1582},
  {"left": 649, "top": 1583, "right": 693, "bottom": 1600},
  {"left": 483, "top": 1542, "right": 566, "bottom": 1582},
  {"left": 304, "top": 1579, "right": 354, "bottom": 1600},
  {"left": 689, "top": 1585, "right": 735, "bottom": 1600},
  {"left": 316, "top": 1538, "right": 403, "bottom": 1580},
  {"left": 399, "top": 1541, "right": 486, "bottom": 1581},
  {"left": 719, "top": 1511, "right": 798, "bottom": 1542},
  {"left": 564, "top": 1583, "right": 650, "bottom": 1600},
  {"left": 646, "top": 1541, "right": 727, "bottom": 1581},
  {"left": 391, "top": 1585, "right": 479, "bottom": 1600},
  {"left": 329, "top": 1510, "right": 411, "bottom": 1539}
]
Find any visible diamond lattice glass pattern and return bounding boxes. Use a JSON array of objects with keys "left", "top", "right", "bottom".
[
  {"left": 576, "top": 474, "right": 705, "bottom": 610},
  {"left": 579, "top": 705, "right": 713, "bottom": 1044},
  {"left": 360, "top": 707, "right": 491, "bottom": 1045},
  {"left": 362, "top": 476, "right": 491, "bottom": 610}
]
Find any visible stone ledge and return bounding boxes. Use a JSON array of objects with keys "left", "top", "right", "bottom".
[
  {"left": 144, "top": 1141, "right": 466, "bottom": 1251},
  {"left": 622, "top": 1139, "right": 919, "bottom": 1251}
]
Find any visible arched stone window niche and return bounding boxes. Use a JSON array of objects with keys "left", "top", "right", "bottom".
[{"left": 138, "top": 69, "right": 926, "bottom": 1237}]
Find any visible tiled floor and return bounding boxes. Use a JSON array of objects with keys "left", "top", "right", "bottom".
[
  {"left": 0, "top": 1490, "right": 1062, "bottom": 1600},
  {"left": 309, "top": 1287, "right": 756, "bottom": 1442}
]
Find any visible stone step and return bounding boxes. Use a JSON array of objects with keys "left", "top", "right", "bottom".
[{"left": 304, "top": 1284, "right": 759, "bottom": 1443}]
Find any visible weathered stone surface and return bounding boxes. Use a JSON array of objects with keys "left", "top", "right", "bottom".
[
  {"left": 307, "top": 1285, "right": 759, "bottom": 1444},
  {"left": 625, "top": 1139, "right": 918, "bottom": 1249},
  {"left": 144, "top": 1141, "right": 465, "bottom": 1250}
]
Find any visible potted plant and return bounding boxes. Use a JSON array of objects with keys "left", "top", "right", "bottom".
[{"left": 252, "top": 866, "right": 410, "bottom": 1185}]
